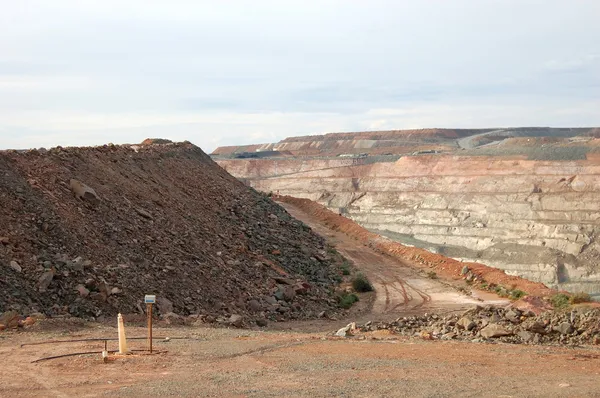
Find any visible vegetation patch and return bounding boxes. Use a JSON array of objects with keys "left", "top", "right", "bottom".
[
  {"left": 338, "top": 292, "right": 359, "bottom": 309},
  {"left": 352, "top": 273, "right": 374, "bottom": 292},
  {"left": 551, "top": 293, "right": 571, "bottom": 309},
  {"left": 569, "top": 292, "right": 592, "bottom": 304}
]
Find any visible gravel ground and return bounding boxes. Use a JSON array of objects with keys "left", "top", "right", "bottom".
[{"left": 1, "top": 324, "right": 599, "bottom": 398}]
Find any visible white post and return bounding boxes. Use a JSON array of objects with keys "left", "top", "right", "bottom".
[{"left": 117, "top": 313, "right": 129, "bottom": 354}]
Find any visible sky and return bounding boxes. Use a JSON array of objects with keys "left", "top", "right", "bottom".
[{"left": 1, "top": 0, "right": 599, "bottom": 153}]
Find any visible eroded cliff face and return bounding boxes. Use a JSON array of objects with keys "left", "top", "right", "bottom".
[{"left": 214, "top": 128, "right": 600, "bottom": 298}]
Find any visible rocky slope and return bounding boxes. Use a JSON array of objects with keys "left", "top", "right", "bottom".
[
  {"left": 0, "top": 141, "right": 344, "bottom": 324},
  {"left": 213, "top": 128, "right": 600, "bottom": 299}
]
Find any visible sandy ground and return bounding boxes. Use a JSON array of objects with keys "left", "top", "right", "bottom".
[
  {"left": 1, "top": 203, "right": 599, "bottom": 397},
  {"left": 1, "top": 326, "right": 600, "bottom": 398}
]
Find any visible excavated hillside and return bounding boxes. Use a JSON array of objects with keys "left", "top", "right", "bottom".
[
  {"left": 0, "top": 141, "right": 344, "bottom": 324},
  {"left": 213, "top": 128, "right": 600, "bottom": 299}
]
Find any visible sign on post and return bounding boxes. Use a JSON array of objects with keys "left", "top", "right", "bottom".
[{"left": 144, "top": 295, "right": 155, "bottom": 353}]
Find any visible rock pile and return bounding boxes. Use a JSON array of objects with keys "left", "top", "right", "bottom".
[
  {"left": 0, "top": 141, "right": 344, "bottom": 325},
  {"left": 358, "top": 305, "right": 600, "bottom": 346}
]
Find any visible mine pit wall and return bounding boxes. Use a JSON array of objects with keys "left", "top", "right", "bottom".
[{"left": 217, "top": 155, "right": 600, "bottom": 298}]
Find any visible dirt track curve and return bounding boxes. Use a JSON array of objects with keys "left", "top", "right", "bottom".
[{"left": 281, "top": 202, "right": 509, "bottom": 321}]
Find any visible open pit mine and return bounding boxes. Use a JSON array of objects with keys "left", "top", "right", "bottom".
[{"left": 213, "top": 128, "right": 600, "bottom": 299}]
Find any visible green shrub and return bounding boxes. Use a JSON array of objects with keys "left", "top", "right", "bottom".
[
  {"left": 551, "top": 293, "right": 570, "bottom": 309},
  {"left": 338, "top": 293, "right": 359, "bottom": 309},
  {"left": 341, "top": 261, "right": 351, "bottom": 275},
  {"left": 570, "top": 292, "right": 592, "bottom": 304},
  {"left": 352, "top": 273, "right": 373, "bottom": 292},
  {"left": 509, "top": 289, "right": 526, "bottom": 300}
]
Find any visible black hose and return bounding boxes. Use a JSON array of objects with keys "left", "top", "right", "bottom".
[
  {"left": 31, "top": 349, "right": 167, "bottom": 363},
  {"left": 21, "top": 336, "right": 196, "bottom": 348}
]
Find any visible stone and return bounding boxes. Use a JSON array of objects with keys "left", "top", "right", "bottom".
[
  {"left": 37, "top": 270, "right": 55, "bottom": 292},
  {"left": 69, "top": 179, "right": 100, "bottom": 203},
  {"left": 265, "top": 296, "right": 278, "bottom": 305},
  {"left": 460, "top": 265, "right": 469, "bottom": 276},
  {"left": 457, "top": 317, "right": 476, "bottom": 331},
  {"left": 9, "top": 260, "right": 21, "bottom": 273},
  {"left": 283, "top": 286, "right": 296, "bottom": 302},
  {"left": 504, "top": 309, "right": 520, "bottom": 323},
  {"left": 517, "top": 330, "right": 534, "bottom": 343},
  {"left": 528, "top": 321, "right": 548, "bottom": 334},
  {"left": 335, "top": 323, "right": 356, "bottom": 337},
  {"left": 156, "top": 297, "right": 174, "bottom": 315},
  {"left": 248, "top": 299, "right": 262, "bottom": 311},
  {"left": 76, "top": 284, "right": 90, "bottom": 297},
  {"left": 0, "top": 311, "right": 21, "bottom": 328},
  {"left": 273, "top": 288, "right": 285, "bottom": 301},
  {"left": 256, "top": 319, "right": 268, "bottom": 327},
  {"left": 110, "top": 287, "right": 122, "bottom": 295},
  {"left": 162, "top": 312, "right": 184, "bottom": 325},
  {"left": 135, "top": 207, "right": 153, "bottom": 219},
  {"left": 554, "top": 322, "right": 574, "bottom": 335},
  {"left": 480, "top": 324, "right": 511, "bottom": 338},
  {"left": 21, "top": 317, "right": 36, "bottom": 327},
  {"left": 274, "top": 277, "right": 294, "bottom": 285},
  {"left": 229, "top": 314, "right": 243, "bottom": 327}
]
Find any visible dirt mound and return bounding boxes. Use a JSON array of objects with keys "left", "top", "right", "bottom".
[
  {"left": 275, "top": 195, "right": 555, "bottom": 298},
  {"left": 0, "top": 142, "right": 343, "bottom": 324}
]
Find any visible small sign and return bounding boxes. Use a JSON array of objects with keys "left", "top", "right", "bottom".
[{"left": 144, "top": 295, "right": 156, "bottom": 304}]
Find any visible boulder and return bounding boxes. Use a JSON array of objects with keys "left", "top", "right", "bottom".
[
  {"left": 248, "top": 299, "right": 262, "bottom": 312},
  {"left": 517, "top": 330, "right": 535, "bottom": 343},
  {"left": 0, "top": 311, "right": 21, "bottom": 328},
  {"left": 69, "top": 179, "right": 100, "bottom": 203},
  {"left": 156, "top": 297, "right": 174, "bottom": 315},
  {"left": 37, "top": 270, "right": 55, "bottom": 292},
  {"left": 76, "top": 284, "right": 90, "bottom": 297},
  {"left": 9, "top": 260, "right": 21, "bottom": 273},
  {"left": 480, "top": 324, "right": 511, "bottom": 338},
  {"left": 229, "top": 314, "right": 243, "bottom": 327},
  {"left": 456, "top": 317, "right": 476, "bottom": 331},
  {"left": 554, "top": 322, "right": 574, "bottom": 335}
]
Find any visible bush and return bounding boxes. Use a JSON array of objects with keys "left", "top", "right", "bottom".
[
  {"left": 570, "top": 292, "right": 592, "bottom": 304},
  {"left": 426, "top": 271, "right": 438, "bottom": 279},
  {"left": 352, "top": 273, "right": 373, "bottom": 292},
  {"left": 338, "top": 293, "right": 359, "bottom": 309},
  {"left": 509, "top": 289, "right": 526, "bottom": 300},
  {"left": 341, "top": 261, "right": 351, "bottom": 275},
  {"left": 551, "top": 293, "right": 570, "bottom": 309}
]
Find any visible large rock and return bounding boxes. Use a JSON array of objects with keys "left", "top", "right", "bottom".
[
  {"left": 156, "top": 297, "right": 174, "bottom": 315},
  {"left": 0, "top": 311, "right": 21, "bottom": 329},
  {"left": 37, "top": 270, "right": 55, "bottom": 292},
  {"left": 9, "top": 260, "right": 21, "bottom": 273},
  {"left": 456, "top": 317, "right": 476, "bottom": 331},
  {"left": 554, "top": 322, "right": 574, "bottom": 335},
  {"left": 480, "top": 324, "right": 512, "bottom": 338},
  {"left": 229, "top": 314, "right": 243, "bottom": 327},
  {"left": 69, "top": 179, "right": 100, "bottom": 203}
]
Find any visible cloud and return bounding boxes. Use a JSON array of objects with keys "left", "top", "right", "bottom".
[{"left": 0, "top": 1, "right": 599, "bottom": 151}]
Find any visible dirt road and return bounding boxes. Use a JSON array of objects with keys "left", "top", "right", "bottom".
[{"left": 282, "top": 202, "right": 508, "bottom": 321}]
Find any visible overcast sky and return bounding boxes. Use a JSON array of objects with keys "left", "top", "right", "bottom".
[{"left": 1, "top": 1, "right": 599, "bottom": 152}]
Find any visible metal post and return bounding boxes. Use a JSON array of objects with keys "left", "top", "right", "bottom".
[{"left": 147, "top": 303, "right": 153, "bottom": 353}]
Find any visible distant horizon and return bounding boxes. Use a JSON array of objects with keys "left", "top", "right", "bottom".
[{"left": 3, "top": 125, "right": 600, "bottom": 154}]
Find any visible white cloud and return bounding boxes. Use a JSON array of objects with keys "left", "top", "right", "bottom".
[{"left": 0, "top": 0, "right": 599, "bottom": 151}]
